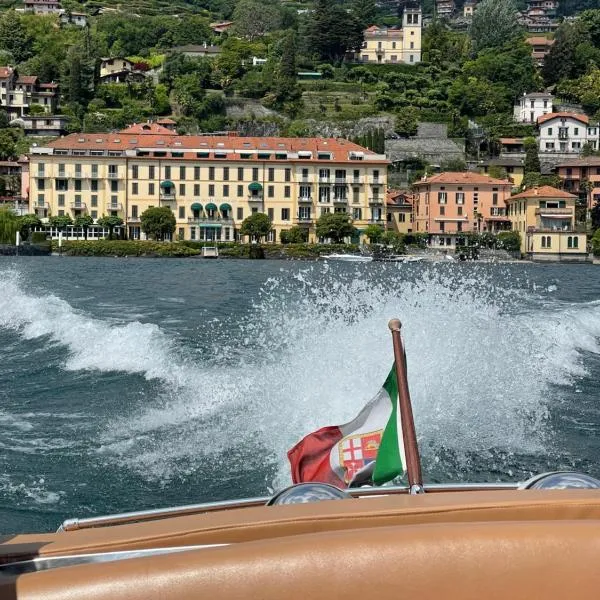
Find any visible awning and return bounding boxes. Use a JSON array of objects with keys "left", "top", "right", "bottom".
[
  {"left": 200, "top": 223, "right": 222, "bottom": 228},
  {"left": 248, "top": 182, "right": 262, "bottom": 192},
  {"left": 205, "top": 202, "right": 217, "bottom": 211},
  {"left": 191, "top": 202, "right": 202, "bottom": 211},
  {"left": 160, "top": 180, "right": 174, "bottom": 188},
  {"left": 220, "top": 203, "right": 232, "bottom": 211},
  {"left": 540, "top": 214, "right": 572, "bottom": 219}
]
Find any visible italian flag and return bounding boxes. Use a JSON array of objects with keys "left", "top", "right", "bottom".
[{"left": 288, "top": 367, "right": 406, "bottom": 488}]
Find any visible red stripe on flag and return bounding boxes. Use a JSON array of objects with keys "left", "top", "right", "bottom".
[{"left": 287, "top": 426, "right": 346, "bottom": 488}]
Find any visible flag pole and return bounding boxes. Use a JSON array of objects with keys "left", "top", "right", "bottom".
[{"left": 388, "top": 319, "right": 424, "bottom": 494}]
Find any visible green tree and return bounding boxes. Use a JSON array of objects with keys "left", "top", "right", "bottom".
[
  {"left": 470, "top": 0, "right": 521, "bottom": 50},
  {"left": 315, "top": 212, "right": 356, "bottom": 243},
  {"left": 48, "top": 214, "right": 73, "bottom": 230},
  {"left": 232, "top": 0, "right": 282, "bottom": 41},
  {"left": 18, "top": 214, "right": 41, "bottom": 240},
  {"left": 280, "top": 226, "right": 308, "bottom": 243},
  {"left": 395, "top": 107, "right": 419, "bottom": 138},
  {"left": 523, "top": 137, "right": 541, "bottom": 174},
  {"left": 0, "top": 11, "right": 32, "bottom": 63},
  {"left": 381, "top": 230, "right": 406, "bottom": 253},
  {"left": 172, "top": 73, "right": 206, "bottom": 117},
  {"left": 364, "top": 224, "right": 384, "bottom": 244},
  {"left": 496, "top": 231, "right": 521, "bottom": 252},
  {"left": 97, "top": 214, "right": 125, "bottom": 240},
  {"left": 351, "top": 0, "right": 376, "bottom": 29},
  {"left": 0, "top": 129, "right": 18, "bottom": 160},
  {"left": 240, "top": 212, "right": 272, "bottom": 242},
  {"left": 140, "top": 207, "right": 175, "bottom": 241},
  {"left": 74, "top": 214, "right": 94, "bottom": 240},
  {"left": 0, "top": 208, "right": 20, "bottom": 244}
]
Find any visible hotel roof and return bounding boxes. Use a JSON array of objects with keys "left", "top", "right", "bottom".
[
  {"left": 43, "top": 133, "right": 389, "bottom": 164},
  {"left": 415, "top": 172, "right": 512, "bottom": 186},
  {"left": 508, "top": 185, "right": 577, "bottom": 200},
  {"left": 556, "top": 157, "right": 600, "bottom": 167}
]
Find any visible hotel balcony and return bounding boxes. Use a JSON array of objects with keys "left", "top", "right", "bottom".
[
  {"left": 334, "top": 178, "right": 347, "bottom": 185},
  {"left": 72, "top": 172, "right": 90, "bottom": 179},
  {"left": 298, "top": 196, "right": 313, "bottom": 203},
  {"left": 295, "top": 216, "right": 313, "bottom": 223},
  {"left": 33, "top": 202, "right": 49, "bottom": 212},
  {"left": 159, "top": 192, "right": 176, "bottom": 201},
  {"left": 107, "top": 172, "right": 120, "bottom": 179},
  {"left": 108, "top": 203, "right": 123, "bottom": 211},
  {"left": 369, "top": 218, "right": 386, "bottom": 225},
  {"left": 128, "top": 216, "right": 141, "bottom": 223},
  {"left": 299, "top": 177, "right": 313, "bottom": 184},
  {"left": 188, "top": 217, "right": 234, "bottom": 226},
  {"left": 535, "top": 207, "right": 574, "bottom": 216},
  {"left": 318, "top": 177, "right": 332, "bottom": 184},
  {"left": 370, "top": 179, "right": 382, "bottom": 186},
  {"left": 333, "top": 197, "right": 348, "bottom": 204},
  {"left": 369, "top": 197, "right": 384, "bottom": 205},
  {"left": 70, "top": 202, "right": 87, "bottom": 211},
  {"left": 248, "top": 193, "right": 263, "bottom": 201},
  {"left": 352, "top": 177, "right": 363, "bottom": 184}
]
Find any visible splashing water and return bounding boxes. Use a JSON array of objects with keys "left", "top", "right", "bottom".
[{"left": 1, "top": 263, "right": 600, "bottom": 493}]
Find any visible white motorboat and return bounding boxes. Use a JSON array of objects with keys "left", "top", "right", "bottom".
[{"left": 321, "top": 253, "right": 373, "bottom": 262}]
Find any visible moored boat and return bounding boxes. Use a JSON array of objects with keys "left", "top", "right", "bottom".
[{"left": 321, "top": 253, "right": 373, "bottom": 262}]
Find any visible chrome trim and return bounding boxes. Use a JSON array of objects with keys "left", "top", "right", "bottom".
[
  {"left": 59, "top": 483, "right": 520, "bottom": 532},
  {"left": 0, "top": 544, "right": 228, "bottom": 575}
]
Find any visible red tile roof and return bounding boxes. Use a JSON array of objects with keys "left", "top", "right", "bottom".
[
  {"left": 525, "top": 37, "right": 555, "bottom": 46},
  {"left": 0, "top": 67, "right": 13, "bottom": 78},
  {"left": 499, "top": 138, "right": 525, "bottom": 145},
  {"left": 17, "top": 75, "right": 38, "bottom": 85},
  {"left": 508, "top": 185, "right": 577, "bottom": 201},
  {"left": 119, "top": 122, "right": 178, "bottom": 136},
  {"left": 156, "top": 118, "right": 176, "bottom": 125},
  {"left": 45, "top": 133, "right": 389, "bottom": 164},
  {"left": 415, "top": 172, "right": 512, "bottom": 186},
  {"left": 39, "top": 82, "right": 58, "bottom": 89},
  {"left": 537, "top": 112, "right": 589, "bottom": 125}
]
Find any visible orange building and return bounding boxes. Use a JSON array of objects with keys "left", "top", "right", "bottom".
[
  {"left": 385, "top": 189, "right": 414, "bottom": 234},
  {"left": 556, "top": 157, "right": 600, "bottom": 209},
  {"left": 413, "top": 172, "right": 513, "bottom": 247}
]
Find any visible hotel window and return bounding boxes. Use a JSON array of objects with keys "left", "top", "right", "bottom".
[
  {"left": 284, "top": 185, "right": 290, "bottom": 198},
  {"left": 547, "top": 128, "right": 552, "bottom": 135},
  {"left": 353, "top": 207, "right": 362, "bottom": 220},
  {"left": 268, "top": 185, "right": 274, "bottom": 198},
  {"left": 268, "top": 208, "right": 274, "bottom": 220},
  {"left": 110, "top": 195, "right": 118, "bottom": 206},
  {"left": 238, "top": 167, "right": 244, "bottom": 181},
  {"left": 132, "top": 165, "right": 139, "bottom": 179},
  {"left": 209, "top": 166, "right": 215, "bottom": 180},
  {"left": 74, "top": 194, "right": 82, "bottom": 205},
  {"left": 410, "top": 42, "right": 414, "bottom": 49},
  {"left": 58, "top": 210, "right": 64, "bottom": 216},
  {"left": 149, "top": 183, "right": 155, "bottom": 195},
  {"left": 373, "top": 169, "right": 379, "bottom": 182},
  {"left": 574, "top": 128, "right": 579, "bottom": 135},
  {"left": 110, "top": 180, "right": 118, "bottom": 193},
  {"left": 58, "top": 163, "right": 65, "bottom": 176},
  {"left": 194, "top": 184, "right": 200, "bottom": 196},
  {"left": 37, "top": 178, "right": 45, "bottom": 190},
  {"left": 438, "top": 192, "right": 447, "bottom": 204},
  {"left": 132, "top": 182, "right": 138, "bottom": 195},
  {"left": 237, "top": 207, "right": 244, "bottom": 220},
  {"left": 91, "top": 211, "right": 97, "bottom": 219},
  {"left": 298, "top": 206, "right": 311, "bottom": 220},
  {"left": 56, "top": 179, "right": 68, "bottom": 191},
  {"left": 164, "top": 166, "right": 171, "bottom": 179},
  {"left": 458, "top": 206, "right": 463, "bottom": 216},
  {"left": 179, "top": 206, "right": 185, "bottom": 219},
  {"left": 410, "top": 55, "right": 414, "bottom": 63},
  {"left": 473, "top": 192, "right": 479, "bottom": 205},
  {"left": 58, "top": 194, "right": 65, "bottom": 207},
  {"left": 180, "top": 166, "right": 186, "bottom": 180},
  {"left": 223, "top": 184, "right": 229, "bottom": 197},
  {"left": 440, "top": 206, "right": 445, "bottom": 216},
  {"left": 90, "top": 195, "right": 97, "bottom": 207},
  {"left": 194, "top": 166, "right": 200, "bottom": 180},
  {"left": 268, "top": 168, "right": 274, "bottom": 182},
  {"left": 208, "top": 184, "right": 215, "bottom": 196},
  {"left": 74, "top": 179, "right": 82, "bottom": 192},
  {"left": 179, "top": 184, "right": 186, "bottom": 195},
  {"left": 456, "top": 192, "right": 464, "bottom": 204},
  {"left": 149, "top": 165, "right": 155, "bottom": 179},
  {"left": 223, "top": 167, "right": 229, "bottom": 181},
  {"left": 37, "top": 163, "right": 45, "bottom": 176},
  {"left": 492, "top": 193, "right": 498, "bottom": 206},
  {"left": 252, "top": 167, "right": 259, "bottom": 181},
  {"left": 319, "top": 186, "right": 330, "bottom": 203},
  {"left": 108, "top": 164, "right": 118, "bottom": 178},
  {"left": 190, "top": 227, "right": 196, "bottom": 240},
  {"left": 237, "top": 184, "right": 243, "bottom": 197},
  {"left": 281, "top": 208, "right": 290, "bottom": 220},
  {"left": 285, "top": 168, "right": 291, "bottom": 182},
  {"left": 131, "top": 205, "right": 138, "bottom": 218},
  {"left": 392, "top": 42, "right": 396, "bottom": 49},
  {"left": 353, "top": 187, "right": 360, "bottom": 202},
  {"left": 75, "top": 164, "right": 82, "bottom": 177}
]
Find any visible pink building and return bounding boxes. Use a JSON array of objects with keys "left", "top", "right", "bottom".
[{"left": 413, "top": 172, "right": 513, "bottom": 240}]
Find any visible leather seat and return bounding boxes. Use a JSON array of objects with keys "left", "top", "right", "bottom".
[{"left": 4, "top": 519, "right": 600, "bottom": 599}]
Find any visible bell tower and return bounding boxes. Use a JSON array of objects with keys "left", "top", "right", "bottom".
[{"left": 402, "top": 4, "right": 422, "bottom": 64}]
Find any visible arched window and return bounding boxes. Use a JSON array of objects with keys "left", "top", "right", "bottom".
[
  {"left": 546, "top": 236, "right": 552, "bottom": 248},
  {"left": 541, "top": 236, "right": 546, "bottom": 248},
  {"left": 568, "top": 236, "right": 573, "bottom": 249},
  {"left": 574, "top": 236, "right": 579, "bottom": 249}
]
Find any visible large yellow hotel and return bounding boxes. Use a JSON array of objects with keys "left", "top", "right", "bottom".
[{"left": 28, "top": 122, "right": 389, "bottom": 242}]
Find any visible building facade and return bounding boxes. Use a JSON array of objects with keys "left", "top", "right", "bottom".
[
  {"left": 413, "top": 172, "right": 513, "bottom": 248},
  {"left": 23, "top": 0, "right": 61, "bottom": 14},
  {"left": 525, "top": 37, "right": 554, "bottom": 66},
  {"left": 537, "top": 113, "right": 599, "bottom": 155},
  {"left": 436, "top": 0, "right": 455, "bottom": 17},
  {"left": 359, "top": 7, "right": 422, "bottom": 65},
  {"left": 556, "top": 157, "right": 600, "bottom": 210},
  {"left": 386, "top": 189, "right": 413, "bottom": 235},
  {"left": 514, "top": 92, "right": 553, "bottom": 124},
  {"left": 0, "top": 68, "right": 59, "bottom": 119},
  {"left": 27, "top": 125, "right": 389, "bottom": 243},
  {"left": 507, "top": 185, "right": 586, "bottom": 261}
]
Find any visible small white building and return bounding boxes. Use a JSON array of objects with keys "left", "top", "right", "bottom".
[
  {"left": 514, "top": 92, "right": 553, "bottom": 124},
  {"left": 538, "top": 112, "right": 599, "bottom": 155},
  {"left": 23, "top": 0, "right": 61, "bottom": 14},
  {"left": 59, "top": 11, "right": 88, "bottom": 26}
]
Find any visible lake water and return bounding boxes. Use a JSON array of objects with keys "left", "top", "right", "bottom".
[{"left": 1, "top": 256, "right": 600, "bottom": 533}]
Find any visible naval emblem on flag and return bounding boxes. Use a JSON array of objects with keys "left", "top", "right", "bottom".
[{"left": 340, "top": 432, "right": 382, "bottom": 484}]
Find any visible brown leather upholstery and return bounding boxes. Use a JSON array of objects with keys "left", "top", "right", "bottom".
[
  {"left": 6, "top": 519, "right": 600, "bottom": 600},
  {"left": 3, "top": 489, "right": 600, "bottom": 560}
]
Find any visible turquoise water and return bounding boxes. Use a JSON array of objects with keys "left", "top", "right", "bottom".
[{"left": 1, "top": 257, "right": 600, "bottom": 533}]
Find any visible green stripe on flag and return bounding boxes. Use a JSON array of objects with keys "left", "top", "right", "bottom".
[{"left": 373, "top": 367, "right": 404, "bottom": 485}]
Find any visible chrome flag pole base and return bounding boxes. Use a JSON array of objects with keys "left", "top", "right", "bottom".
[{"left": 409, "top": 484, "right": 425, "bottom": 495}]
